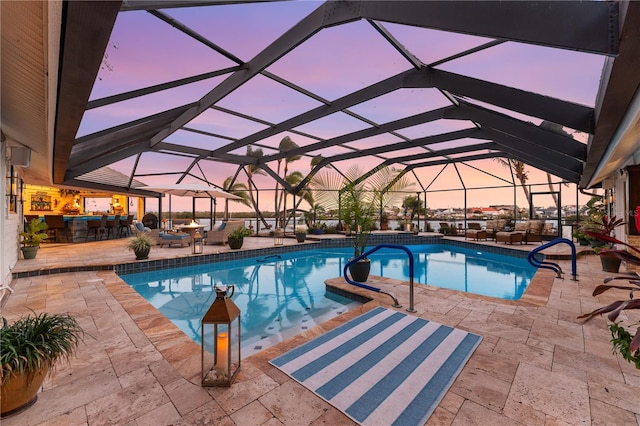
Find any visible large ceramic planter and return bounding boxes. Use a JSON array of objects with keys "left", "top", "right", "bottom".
[
  {"left": 348, "top": 258, "right": 371, "bottom": 283},
  {"left": 134, "top": 246, "right": 150, "bottom": 260},
  {"left": 228, "top": 237, "right": 243, "bottom": 249},
  {"left": 599, "top": 253, "right": 622, "bottom": 273},
  {"left": 1, "top": 365, "right": 49, "bottom": 417},
  {"left": 20, "top": 246, "right": 39, "bottom": 260},
  {"left": 295, "top": 233, "right": 306, "bottom": 243}
]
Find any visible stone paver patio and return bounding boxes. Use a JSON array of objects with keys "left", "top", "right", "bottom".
[{"left": 1, "top": 235, "right": 639, "bottom": 425}]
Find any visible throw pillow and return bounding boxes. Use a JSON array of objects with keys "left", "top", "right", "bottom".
[{"left": 217, "top": 222, "right": 226, "bottom": 231}]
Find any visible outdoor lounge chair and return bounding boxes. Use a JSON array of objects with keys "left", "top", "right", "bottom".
[
  {"left": 494, "top": 219, "right": 545, "bottom": 245},
  {"left": 465, "top": 223, "right": 487, "bottom": 240},
  {"left": 205, "top": 220, "right": 245, "bottom": 245}
]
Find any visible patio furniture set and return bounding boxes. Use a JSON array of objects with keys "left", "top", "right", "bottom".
[
  {"left": 134, "top": 220, "right": 246, "bottom": 248},
  {"left": 464, "top": 219, "right": 545, "bottom": 244}
]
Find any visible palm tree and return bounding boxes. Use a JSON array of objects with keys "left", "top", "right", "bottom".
[
  {"left": 244, "top": 145, "right": 271, "bottom": 228},
  {"left": 222, "top": 176, "right": 251, "bottom": 220},
  {"left": 274, "top": 136, "right": 301, "bottom": 228},
  {"left": 311, "top": 165, "right": 414, "bottom": 257},
  {"left": 496, "top": 158, "right": 530, "bottom": 212}
]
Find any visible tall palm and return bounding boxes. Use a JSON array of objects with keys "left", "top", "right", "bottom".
[
  {"left": 244, "top": 146, "right": 270, "bottom": 228},
  {"left": 280, "top": 170, "right": 305, "bottom": 228},
  {"left": 540, "top": 121, "right": 571, "bottom": 211},
  {"left": 223, "top": 176, "right": 251, "bottom": 220},
  {"left": 495, "top": 158, "right": 530, "bottom": 212},
  {"left": 274, "top": 136, "right": 301, "bottom": 228}
]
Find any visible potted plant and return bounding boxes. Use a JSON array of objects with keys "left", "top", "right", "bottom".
[
  {"left": 584, "top": 215, "right": 625, "bottom": 272},
  {"left": 294, "top": 226, "right": 307, "bottom": 243},
  {"left": 20, "top": 218, "right": 48, "bottom": 259},
  {"left": 577, "top": 211, "right": 640, "bottom": 369},
  {"left": 1, "top": 311, "right": 84, "bottom": 416},
  {"left": 379, "top": 211, "right": 390, "bottom": 230},
  {"left": 227, "top": 226, "right": 251, "bottom": 249},
  {"left": 126, "top": 233, "right": 155, "bottom": 260},
  {"left": 571, "top": 226, "right": 590, "bottom": 246},
  {"left": 336, "top": 166, "right": 413, "bottom": 282}
]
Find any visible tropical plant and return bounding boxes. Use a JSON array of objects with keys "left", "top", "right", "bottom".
[
  {"left": 578, "top": 213, "right": 640, "bottom": 368},
  {"left": 20, "top": 218, "right": 48, "bottom": 247},
  {"left": 312, "top": 165, "right": 414, "bottom": 258},
  {"left": 272, "top": 136, "right": 303, "bottom": 228},
  {"left": 578, "top": 280, "right": 640, "bottom": 369},
  {"left": 228, "top": 226, "right": 252, "bottom": 240},
  {"left": 1, "top": 311, "right": 84, "bottom": 385},
  {"left": 495, "top": 158, "right": 530, "bottom": 212}
]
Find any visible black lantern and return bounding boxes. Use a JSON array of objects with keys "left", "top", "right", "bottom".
[
  {"left": 274, "top": 228, "right": 284, "bottom": 246},
  {"left": 201, "top": 285, "right": 240, "bottom": 386},
  {"left": 193, "top": 229, "right": 204, "bottom": 254}
]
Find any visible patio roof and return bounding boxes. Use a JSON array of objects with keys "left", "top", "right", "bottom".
[{"left": 2, "top": 1, "right": 640, "bottom": 196}]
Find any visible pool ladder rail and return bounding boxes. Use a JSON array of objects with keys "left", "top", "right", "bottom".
[
  {"left": 343, "top": 244, "right": 417, "bottom": 313},
  {"left": 527, "top": 238, "right": 578, "bottom": 281}
]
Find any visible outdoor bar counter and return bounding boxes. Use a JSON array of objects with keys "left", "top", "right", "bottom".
[{"left": 31, "top": 215, "right": 130, "bottom": 243}]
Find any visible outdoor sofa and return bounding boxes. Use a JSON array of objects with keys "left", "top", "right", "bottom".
[
  {"left": 135, "top": 222, "right": 191, "bottom": 248},
  {"left": 494, "top": 219, "right": 545, "bottom": 245}
]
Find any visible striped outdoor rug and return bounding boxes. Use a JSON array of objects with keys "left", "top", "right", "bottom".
[{"left": 270, "top": 307, "right": 482, "bottom": 426}]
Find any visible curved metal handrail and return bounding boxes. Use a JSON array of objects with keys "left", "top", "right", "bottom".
[
  {"left": 343, "top": 244, "right": 417, "bottom": 312},
  {"left": 527, "top": 238, "right": 577, "bottom": 280}
]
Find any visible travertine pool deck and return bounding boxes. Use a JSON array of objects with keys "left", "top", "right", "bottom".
[{"left": 2, "top": 235, "right": 639, "bottom": 425}]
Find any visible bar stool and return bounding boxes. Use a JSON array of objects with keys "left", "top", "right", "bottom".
[
  {"left": 105, "top": 215, "right": 120, "bottom": 239},
  {"left": 118, "top": 214, "right": 134, "bottom": 237},
  {"left": 86, "top": 215, "right": 107, "bottom": 241},
  {"left": 44, "top": 215, "right": 69, "bottom": 243},
  {"left": 24, "top": 214, "right": 40, "bottom": 231}
]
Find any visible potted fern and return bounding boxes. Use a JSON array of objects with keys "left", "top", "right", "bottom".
[
  {"left": 20, "top": 218, "right": 48, "bottom": 259},
  {"left": 1, "top": 312, "right": 84, "bottom": 416}
]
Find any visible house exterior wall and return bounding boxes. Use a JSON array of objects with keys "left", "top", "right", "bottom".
[{"left": 1, "top": 140, "right": 22, "bottom": 297}]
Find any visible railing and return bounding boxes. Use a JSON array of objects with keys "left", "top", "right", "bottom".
[
  {"left": 343, "top": 244, "right": 416, "bottom": 312},
  {"left": 527, "top": 238, "right": 577, "bottom": 280}
]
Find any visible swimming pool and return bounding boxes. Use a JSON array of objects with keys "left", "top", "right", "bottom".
[{"left": 120, "top": 244, "right": 537, "bottom": 356}]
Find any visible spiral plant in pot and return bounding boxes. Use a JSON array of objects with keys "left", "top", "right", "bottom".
[{"left": 1, "top": 311, "right": 84, "bottom": 416}]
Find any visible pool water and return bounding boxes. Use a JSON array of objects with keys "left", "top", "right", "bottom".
[{"left": 120, "top": 244, "right": 537, "bottom": 356}]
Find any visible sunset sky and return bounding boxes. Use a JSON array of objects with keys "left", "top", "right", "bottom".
[{"left": 79, "top": 1, "right": 605, "bottom": 213}]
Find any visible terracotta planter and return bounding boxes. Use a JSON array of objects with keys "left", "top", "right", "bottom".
[
  {"left": 348, "top": 258, "right": 371, "bottom": 282},
  {"left": 1, "top": 365, "right": 49, "bottom": 417}
]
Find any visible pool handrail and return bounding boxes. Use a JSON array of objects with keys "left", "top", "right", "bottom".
[
  {"left": 527, "top": 238, "right": 577, "bottom": 280},
  {"left": 343, "top": 244, "right": 417, "bottom": 312}
]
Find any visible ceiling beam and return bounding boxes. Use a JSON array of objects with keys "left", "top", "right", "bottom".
[
  {"left": 360, "top": 1, "right": 619, "bottom": 56},
  {"left": 53, "top": 1, "right": 122, "bottom": 184}
]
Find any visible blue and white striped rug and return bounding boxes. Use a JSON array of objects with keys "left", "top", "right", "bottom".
[{"left": 270, "top": 307, "right": 482, "bottom": 426}]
